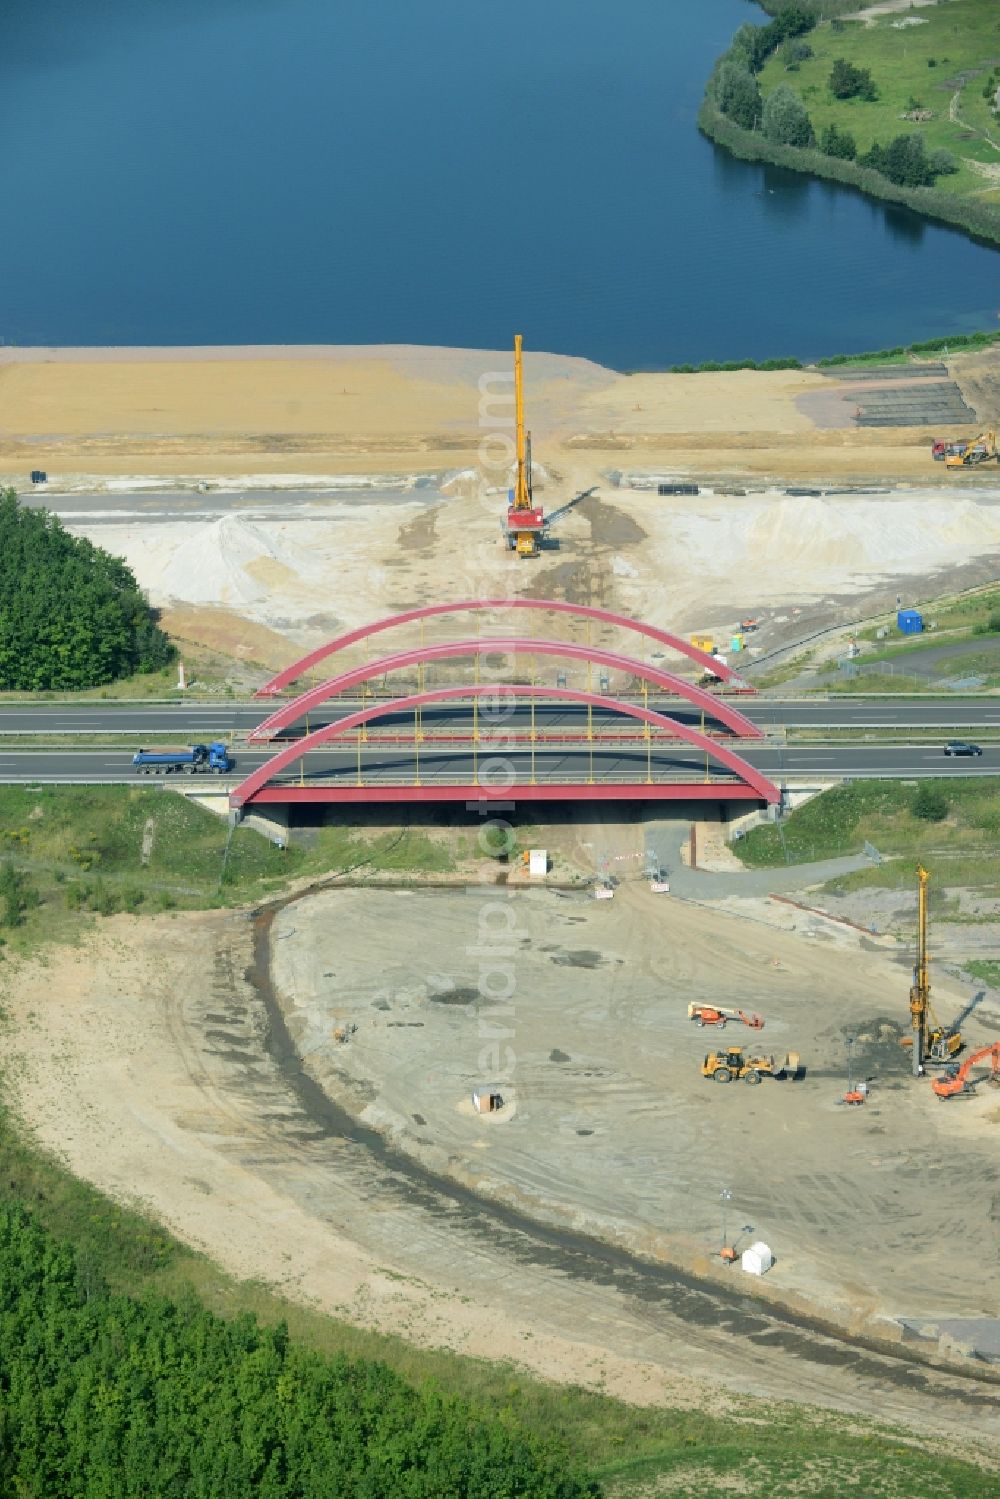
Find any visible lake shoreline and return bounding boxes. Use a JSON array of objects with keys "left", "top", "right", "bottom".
[{"left": 703, "top": 1, "right": 1000, "bottom": 256}]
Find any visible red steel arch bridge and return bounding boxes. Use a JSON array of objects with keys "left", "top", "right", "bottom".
[{"left": 230, "top": 599, "right": 778, "bottom": 813}]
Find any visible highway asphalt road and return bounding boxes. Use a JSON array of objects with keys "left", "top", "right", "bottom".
[
  {"left": 2, "top": 743, "right": 998, "bottom": 789},
  {"left": 2, "top": 697, "right": 1000, "bottom": 738}
]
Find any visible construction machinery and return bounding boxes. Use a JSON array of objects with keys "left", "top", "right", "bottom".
[
  {"left": 688, "top": 1003, "right": 764, "bottom": 1031},
  {"left": 931, "top": 1041, "right": 1000, "bottom": 1099},
  {"left": 945, "top": 429, "right": 997, "bottom": 468},
  {"left": 908, "top": 865, "right": 961, "bottom": 1076},
  {"left": 701, "top": 1046, "right": 800, "bottom": 1085},
  {"left": 504, "top": 335, "right": 545, "bottom": 557}
]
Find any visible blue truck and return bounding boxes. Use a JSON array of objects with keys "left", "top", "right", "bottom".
[{"left": 132, "top": 742, "right": 234, "bottom": 775}]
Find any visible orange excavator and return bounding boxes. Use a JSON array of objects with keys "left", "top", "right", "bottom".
[
  {"left": 688, "top": 1003, "right": 764, "bottom": 1031},
  {"left": 931, "top": 1041, "right": 1000, "bottom": 1099}
]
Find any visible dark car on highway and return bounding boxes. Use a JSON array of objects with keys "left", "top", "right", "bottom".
[{"left": 943, "top": 740, "right": 983, "bottom": 757}]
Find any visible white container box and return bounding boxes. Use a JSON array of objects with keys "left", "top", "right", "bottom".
[{"left": 741, "top": 1241, "right": 774, "bottom": 1276}]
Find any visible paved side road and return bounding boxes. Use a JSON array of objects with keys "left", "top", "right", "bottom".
[{"left": 645, "top": 822, "right": 870, "bottom": 900}]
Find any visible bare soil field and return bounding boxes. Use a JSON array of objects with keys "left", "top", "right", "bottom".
[
  {"left": 2, "top": 342, "right": 998, "bottom": 487},
  {"left": 4, "top": 873, "right": 999, "bottom": 1452},
  {"left": 6, "top": 343, "right": 1000, "bottom": 675},
  {"left": 269, "top": 882, "right": 1000, "bottom": 1327},
  {"left": 17, "top": 478, "right": 1000, "bottom": 688}
]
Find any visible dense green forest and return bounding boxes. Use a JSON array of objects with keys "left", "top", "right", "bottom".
[
  {"left": 0, "top": 1202, "right": 594, "bottom": 1498},
  {"left": 0, "top": 488, "right": 173, "bottom": 690}
]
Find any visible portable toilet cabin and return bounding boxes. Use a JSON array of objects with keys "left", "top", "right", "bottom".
[
  {"left": 741, "top": 1241, "right": 774, "bottom": 1276},
  {"left": 897, "top": 608, "right": 923, "bottom": 635}
]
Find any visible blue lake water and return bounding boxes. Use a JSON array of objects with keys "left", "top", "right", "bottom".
[{"left": 0, "top": 0, "right": 997, "bottom": 367}]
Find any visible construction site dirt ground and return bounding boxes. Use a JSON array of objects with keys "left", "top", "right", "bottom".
[
  {"left": 3, "top": 341, "right": 1000, "bottom": 489},
  {"left": 4, "top": 823, "right": 999, "bottom": 1454},
  {"left": 15, "top": 477, "right": 1000, "bottom": 686},
  {"left": 6, "top": 343, "right": 1000, "bottom": 676}
]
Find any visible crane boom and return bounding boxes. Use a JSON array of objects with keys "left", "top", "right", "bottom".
[
  {"left": 514, "top": 333, "right": 529, "bottom": 511},
  {"left": 909, "top": 864, "right": 961, "bottom": 1074},
  {"left": 910, "top": 864, "right": 929, "bottom": 1076},
  {"left": 505, "top": 334, "right": 544, "bottom": 557}
]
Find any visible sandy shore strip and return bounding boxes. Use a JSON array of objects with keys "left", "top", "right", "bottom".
[{"left": 2, "top": 341, "right": 995, "bottom": 485}]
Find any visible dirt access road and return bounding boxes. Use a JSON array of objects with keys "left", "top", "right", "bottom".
[{"left": 5, "top": 888, "right": 998, "bottom": 1456}]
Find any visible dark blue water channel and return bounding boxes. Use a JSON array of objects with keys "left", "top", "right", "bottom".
[{"left": 1, "top": 0, "right": 997, "bottom": 367}]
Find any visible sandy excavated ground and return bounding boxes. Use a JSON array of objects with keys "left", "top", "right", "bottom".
[
  {"left": 270, "top": 883, "right": 1000, "bottom": 1325},
  {"left": 1, "top": 342, "right": 996, "bottom": 486},
  {"left": 5, "top": 343, "right": 1000, "bottom": 672},
  {"left": 4, "top": 897, "right": 999, "bottom": 1452},
  {"left": 41, "top": 483, "right": 1000, "bottom": 676}
]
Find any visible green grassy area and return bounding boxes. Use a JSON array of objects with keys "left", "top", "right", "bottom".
[
  {"left": 735, "top": 778, "right": 1000, "bottom": 884},
  {"left": 0, "top": 664, "right": 185, "bottom": 701},
  {"left": 0, "top": 786, "right": 453, "bottom": 954},
  {"left": 758, "top": 0, "right": 1000, "bottom": 207},
  {"left": 842, "top": 587, "right": 1000, "bottom": 658},
  {"left": 751, "top": 651, "right": 818, "bottom": 690},
  {"left": 810, "top": 586, "right": 1000, "bottom": 691},
  {"left": 0, "top": 633, "right": 266, "bottom": 701},
  {"left": 822, "top": 850, "right": 999, "bottom": 899},
  {"left": 965, "top": 957, "right": 1000, "bottom": 986},
  {"left": 0, "top": 1102, "right": 991, "bottom": 1498},
  {"left": 816, "top": 671, "right": 941, "bottom": 694},
  {"left": 923, "top": 583, "right": 1000, "bottom": 632}
]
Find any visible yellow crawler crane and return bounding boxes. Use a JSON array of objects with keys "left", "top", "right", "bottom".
[
  {"left": 909, "top": 864, "right": 961, "bottom": 1076},
  {"left": 505, "top": 335, "right": 544, "bottom": 557}
]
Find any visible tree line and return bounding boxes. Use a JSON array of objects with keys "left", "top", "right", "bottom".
[
  {"left": 0, "top": 1202, "right": 597, "bottom": 1497},
  {"left": 0, "top": 488, "right": 174, "bottom": 691}
]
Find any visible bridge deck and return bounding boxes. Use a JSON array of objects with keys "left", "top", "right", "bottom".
[{"left": 248, "top": 780, "right": 766, "bottom": 805}]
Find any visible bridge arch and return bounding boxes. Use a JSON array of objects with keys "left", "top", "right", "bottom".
[
  {"left": 257, "top": 599, "right": 747, "bottom": 695},
  {"left": 231, "top": 684, "right": 779, "bottom": 808},
  {"left": 248, "top": 638, "right": 762, "bottom": 742}
]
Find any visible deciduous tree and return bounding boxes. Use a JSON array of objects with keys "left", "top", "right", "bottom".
[
  {"left": 762, "top": 84, "right": 815, "bottom": 147},
  {"left": 829, "top": 58, "right": 878, "bottom": 101}
]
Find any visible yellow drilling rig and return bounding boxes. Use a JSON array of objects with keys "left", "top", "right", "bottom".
[
  {"left": 909, "top": 864, "right": 962, "bottom": 1076},
  {"left": 504, "top": 334, "right": 545, "bottom": 557}
]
